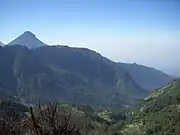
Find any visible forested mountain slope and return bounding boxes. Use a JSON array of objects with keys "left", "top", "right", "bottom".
[
  {"left": 0, "top": 45, "right": 146, "bottom": 108},
  {"left": 122, "top": 79, "right": 180, "bottom": 135}
]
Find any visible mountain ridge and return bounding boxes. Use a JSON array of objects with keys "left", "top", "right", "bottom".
[
  {"left": 0, "top": 41, "right": 5, "bottom": 46},
  {"left": 118, "top": 62, "right": 173, "bottom": 91},
  {"left": 0, "top": 45, "right": 147, "bottom": 107},
  {"left": 0, "top": 31, "right": 173, "bottom": 108}
]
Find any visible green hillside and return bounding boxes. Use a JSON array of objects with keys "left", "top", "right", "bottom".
[{"left": 121, "top": 79, "right": 180, "bottom": 135}]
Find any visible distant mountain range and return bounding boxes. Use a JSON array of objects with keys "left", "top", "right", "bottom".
[
  {"left": 0, "top": 31, "right": 173, "bottom": 107},
  {"left": 118, "top": 63, "right": 173, "bottom": 91}
]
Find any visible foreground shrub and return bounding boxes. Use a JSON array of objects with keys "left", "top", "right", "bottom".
[{"left": 0, "top": 101, "right": 86, "bottom": 135}]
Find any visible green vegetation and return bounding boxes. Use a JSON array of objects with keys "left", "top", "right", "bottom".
[
  {"left": 1, "top": 78, "right": 180, "bottom": 135},
  {"left": 120, "top": 79, "right": 180, "bottom": 135}
]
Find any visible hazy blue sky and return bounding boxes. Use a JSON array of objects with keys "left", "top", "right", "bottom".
[{"left": 0, "top": 0, "right": 180, "bottom": 75}]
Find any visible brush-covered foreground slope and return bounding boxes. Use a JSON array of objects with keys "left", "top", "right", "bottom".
[
  {"left": 0, "top": 100, "right": 126, "bottom": 135},
  {"left": 0, "top": 45, "right": 146, "bottom": 108},
  {"left": 121, "top": 79, "right": 180, "bottom": 135},
  {"left": 118, "top": 63, "right": 172, "bottom": 91}
]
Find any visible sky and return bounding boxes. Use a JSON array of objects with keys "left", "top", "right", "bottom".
[{"left": 0, "top": 0, "right": 180, "bottom": 75}]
